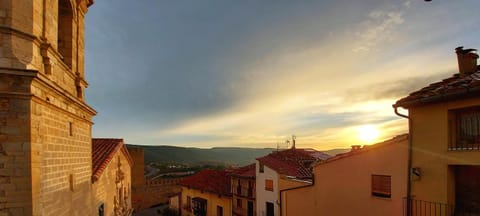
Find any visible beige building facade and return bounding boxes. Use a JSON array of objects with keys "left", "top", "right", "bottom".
[
  {"left": 281, "top": 135, "right": 408, "bottom": 216},
  {"left": 0, "top": 0, "right": 95, "bottom": 215},
  {"left": 231, "top": 164, "right": 256, "bottom": 216},
  {"left": 394, "top": 47, "right": 480, "bottom": 215},
  {"left": 180, "top": 169, "right": 232, "bottom": 216}
]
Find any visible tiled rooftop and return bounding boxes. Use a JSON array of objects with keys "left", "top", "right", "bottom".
[
  {"left": 394, "top": 67, "right": 480, "bottom": 108},
  {"left": 92, "top": 138, "right": 133, "bottom": 182},
  {"left": 256, "top": 148, "right": 330, "bottom": 179},
  {"left": 179, "top": 169, "right": 232, "bottom": 196},
  {"left": 230, "top": 163, "right": 256, "bottom": 179}
]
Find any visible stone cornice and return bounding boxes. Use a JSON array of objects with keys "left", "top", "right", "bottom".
[
  {"left": 0, "top": 67, "right": 97, "bottom": 116},
  {"left": 35, "top": 72, "right": 97, "bottom": 116}
]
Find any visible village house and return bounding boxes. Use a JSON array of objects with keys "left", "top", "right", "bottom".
[
  {"left": 281, "top": 134, "right": 409, "bottom": 216},
  {"left": 230, "top": 164, "right": 256, "bottom": 216},
  {"left": 394, "top": 47, "right": 480, "bottom": 215},
  {"left": 180, "top": 169, "right": 232, "bottom": 216},
  {"left": 255, "top": 143, "right": 331, "bottom": 216}
]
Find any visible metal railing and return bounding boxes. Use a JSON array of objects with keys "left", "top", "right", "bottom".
[
  {"left": 233, "top": 186, "right": 254, "bottom": 198},
  {"left": 404, "top": 198, "right": 454, "bottom": 216},
  {"left": 403, "top": 198, "right": 480, "bottom": 216}
]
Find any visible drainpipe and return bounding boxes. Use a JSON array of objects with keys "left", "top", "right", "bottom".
[
  {"left": 279, "top": 176, "right": 315, "bottom": 216},
  {"left": 394, "top": 106, "right": 412, "bottom": 216}
]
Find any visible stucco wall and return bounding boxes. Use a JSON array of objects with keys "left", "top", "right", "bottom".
[
  {"left": 409, "top": 97, "right": 480, "bottom": 204},
  {"left": 92, "top": 150, "right": 132, "bottom": 216},
  {"left": 283, "top": 136, "right": 408, "bottom": 216},
  {"left": 181, "top": 187, "right": 231, "bottom": 216},
  {"left": 256, "top": 161, "right": 279, "bottom": 216}
]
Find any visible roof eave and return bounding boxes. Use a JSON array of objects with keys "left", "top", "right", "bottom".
[{"left": 394, "top": 87, "right": 480, "bottom": 109}]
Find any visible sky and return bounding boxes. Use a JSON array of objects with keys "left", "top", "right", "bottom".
[{"left": 84, "top": 0, "right": 480, "bottom": 150}]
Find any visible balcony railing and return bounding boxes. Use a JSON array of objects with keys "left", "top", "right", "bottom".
[
  {"left": 403, "top": 198, "right": 480, "bottom": 216},
  {"left": 233, "top": 186, "right": 254, "bottom": 198},
  {"left": 233, "top": 206, "right": 246, "bottom": 216},
  {"left": 404, "top": 198, "right": 454, "bottom": 216}
]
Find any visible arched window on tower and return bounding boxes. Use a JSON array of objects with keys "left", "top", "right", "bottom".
[{"left": 58, "top": 0, "right": 73, "bottom": 68}]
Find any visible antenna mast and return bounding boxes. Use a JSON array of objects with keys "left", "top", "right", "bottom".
[{"left": 292, "top": 135, "right": 296, "bottom": 150}]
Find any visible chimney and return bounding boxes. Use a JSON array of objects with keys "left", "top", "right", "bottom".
[
  {"left": 351, "top": 145, "right": 362, "bottom": 151},
  {"left": 456, "top": 46, "right": 478, "bottom": 76}
]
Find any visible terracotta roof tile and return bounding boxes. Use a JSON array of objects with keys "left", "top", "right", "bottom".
[
  {"left": 230, "top": 163, "right": 256, "bottom": 179},
  {"left": 92, "top": 138, "right": 133, "bottom": 182},
  {"left": 394, "top": 68, "right": 480, "bottom": 108},
  {"left": 256, "top": 148, "right": 330, "bottom": 179},
  {"left": 179, "top": 169, "right": 232, "bottom": 196}
]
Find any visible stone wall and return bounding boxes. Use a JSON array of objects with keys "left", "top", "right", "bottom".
[
  {"left": 92, "top": 149, "right": 132, "bottom": 216},
  {"left": 0, "top": 72, "right": 34, "bottom": 216},
  {"left": 127, "top": 146, "right": 145, "bottom": 188},
  {"left": 0, "top": 0, "right": 95, "bottom": 215}
]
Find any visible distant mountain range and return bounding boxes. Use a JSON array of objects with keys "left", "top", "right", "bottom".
[{"left": 127, "top": 144, "right": 350, "bottom": 166}]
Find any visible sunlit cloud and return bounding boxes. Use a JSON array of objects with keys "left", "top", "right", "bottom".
[{"left": 86, "top": 0, "right": 480, "bottom": 149}]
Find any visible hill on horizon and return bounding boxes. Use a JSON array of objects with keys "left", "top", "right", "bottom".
[{"left": 127, "top": 144, "right": 350, "bottom": 166}]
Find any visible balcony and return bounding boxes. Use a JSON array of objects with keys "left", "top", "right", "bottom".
[
  {"left": 233, "top": 186, "right": 255, "bottom": 199},
  {"left": 233, "top": 206, "right": 246, "bottom": 216},
  {"left": 403, "top": 198, "right": 480, "bottom": 216}
]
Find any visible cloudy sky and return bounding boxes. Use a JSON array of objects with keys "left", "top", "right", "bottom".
[{"left": 84, "top": 0, "right": 480, "bottom": 150}]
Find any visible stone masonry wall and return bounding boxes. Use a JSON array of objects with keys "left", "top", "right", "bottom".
[
  {"left": 30, "top": 79, "right": 94, "bottom": 216},
  {"left": 92, "top": 150, "right": 132, "bottom": 216},
  {"left": 0, "top": 72, "right": 34, "bottom": 216},
  {"left": 0, "top": 0, "right": 95, "bottom": 215}
]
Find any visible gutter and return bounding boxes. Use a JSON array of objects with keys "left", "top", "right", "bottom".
[
  {"left": 394, "top": 106, "right": 412, "bottom": 216},
  {"left": 279, "top": 176, "right": 315, "bottom": 216}
]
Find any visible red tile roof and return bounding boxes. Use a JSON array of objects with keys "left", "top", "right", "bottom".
[
  {"left": 256, "top": 148, "right": 329, "bottom": 179},
  {"left": 394, "top": 69, "right": 480, "bottom": 108},
  {"left": 315, "top": 134, "right": 408, "bottom": 166},
  {"left": 92, "top": 138, "right": 133, "bottom": 182},
  {"left": 179, "top": 169, "right": 232, "bottom": 197},
  {"left": 230, "top": 163, "right": 256, "bottom": 179}
]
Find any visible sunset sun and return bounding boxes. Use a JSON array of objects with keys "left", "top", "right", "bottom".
[{"left": 358, "top": 125, "right": 380, "bottom": 144}]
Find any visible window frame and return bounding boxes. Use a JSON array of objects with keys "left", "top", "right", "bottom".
[
  {"left": 371, "top": 174, "right": 391, "bottom": 198},
  {"left": 449, "top": 106, "right": 480, "bottom": 150},
  {"left": 265, "top": 179, "right": 274, "bottom": 192}
]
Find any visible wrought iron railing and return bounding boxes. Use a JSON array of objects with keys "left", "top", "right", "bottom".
[
  {"left": 233, "top": 186, "right": 254, "bottom": 198},
  {"left": 404, "top": 198, "right": 454, "bottom": 216},
  {"left": 403, "top": 198, "right": 480, "bottom": 216}
]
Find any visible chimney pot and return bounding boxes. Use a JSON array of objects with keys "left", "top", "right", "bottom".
[
  {"left": 351, "top": 145, "right": 362, "bottom": 151},
  {"left": 456, "top": 46, "right": 478, "bottom": 76}
]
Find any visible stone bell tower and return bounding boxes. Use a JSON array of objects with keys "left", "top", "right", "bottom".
[{"left": 0, "top": 0, "right": 95, "bottom": 215}]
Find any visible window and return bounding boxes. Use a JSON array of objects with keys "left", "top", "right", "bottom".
[
  {"left": 265, "top": 179, "right": 273, "bottom": 191},
  {"left": 186, "top": 196, "right": 191, "bottom": 211},
  {"left": 69, "top": 122, "right": 73, "bottom": 136},
  {"left": 451, "top": 107, "right": 480, "bottom": 150},
  {"left": 259, "top": 163, "right": 264, "bottom": 173},
  {"left": 237, "top": 198, "right": 242, "bottom": 208},
  {"left": 217, "top": 205, "right": 223, "bottom": 216},
  {"left": 371, "top": 175, "right": 391, "bottom": 198},
  {"left": 237, "top": 179, "right": 242, "bottom": 194},
  {"left": 58, "top": 0, "right": 73, "bottom": 67},
  {"left": 98, "top": 203, "right": 104, "bottom": 216}
]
